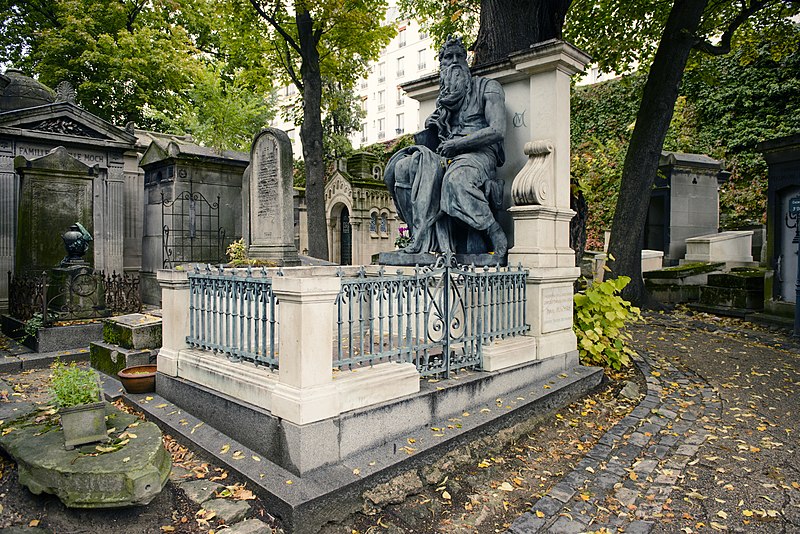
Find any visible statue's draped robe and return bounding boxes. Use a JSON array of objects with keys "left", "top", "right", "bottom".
[{"left": 385, "top": 77, "right": 505, "bottom": 254}]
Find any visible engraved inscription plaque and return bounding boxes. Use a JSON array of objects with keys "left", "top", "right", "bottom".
[{"left": 541, "top": 286, "right": 573, "bottom": 333}]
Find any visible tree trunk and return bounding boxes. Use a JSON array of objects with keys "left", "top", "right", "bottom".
[
  {"left": 473, "top": 0, "right": 570, "bottom": 66},
  {"left": 570, "top": 188, "right": 587, "bottom": 268},
  {"left": 296, "top": 10, "right": 330, "bottom": 261},
  {"left": 605, "top": 0, "right": 708, "bottom": 306}
]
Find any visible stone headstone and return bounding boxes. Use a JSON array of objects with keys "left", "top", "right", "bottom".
[
  {"left": 243, "top": 128, "right": 299, "bottom": 266},
  {"left": 14, "top": 147, "right": 100, "bottom": 271}
]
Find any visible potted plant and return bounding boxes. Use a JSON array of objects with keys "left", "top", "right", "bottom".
[
  {"left": 117, "top": 365, "right": 157, "bottom": 394},
  {"left": 50, "top": 361, "right": 107, "bottom": 450}
]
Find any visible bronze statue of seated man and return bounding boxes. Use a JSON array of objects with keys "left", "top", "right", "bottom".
[{"left": 384, "top": 36, "right": 507, "bottom": 262}]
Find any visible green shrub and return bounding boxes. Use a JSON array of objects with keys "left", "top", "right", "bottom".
[
  {"left": 573, "top": 276, "right": 641, "bottom": 370},
  {"left": 50, "top": 361, "right": 101, "bottom": 408}
]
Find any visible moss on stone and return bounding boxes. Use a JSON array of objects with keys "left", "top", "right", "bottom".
[{"left": 643, "top": 262, "right": 724, "bottom": 279}]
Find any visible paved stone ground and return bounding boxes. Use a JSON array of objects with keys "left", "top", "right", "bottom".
[
  {"left": 1, "top": 309, "right": 798, "bottom": 534},
  {"left": 509, "top": 310, "right": 800, "bottom": 534}
]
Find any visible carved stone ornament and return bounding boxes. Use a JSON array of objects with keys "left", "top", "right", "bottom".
[
  {"left": 25, "top": 117, "right": 106, "bottom": 139},
  {"left": 55, "top": 81, "right": 77, "bottom": 104},
  {"left": 511, "top": 140, "right": 554, "bottom": 206}
]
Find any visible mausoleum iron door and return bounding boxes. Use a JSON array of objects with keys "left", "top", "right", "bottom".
[
  {"left": 161, "top": 190, "right": 225, "bottom": 268},
  {"left": 340, "top": 208, "right": 352, "bottom": 265}
]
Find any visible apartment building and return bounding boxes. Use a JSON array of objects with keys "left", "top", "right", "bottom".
[{"left": 271, "top": 13, "right": 436, "bottom": 158}]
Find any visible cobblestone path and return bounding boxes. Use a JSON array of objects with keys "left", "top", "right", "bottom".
[{"left": 509, "top": 350, "right": 721, "bottom": 533}]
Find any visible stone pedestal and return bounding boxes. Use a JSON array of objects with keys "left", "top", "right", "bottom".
[
  {"left": 243, "top": 129, "right": 300, "bottom": 266},
  {"left": 402, "top": 40, "right": 590, "bottom": 365}
]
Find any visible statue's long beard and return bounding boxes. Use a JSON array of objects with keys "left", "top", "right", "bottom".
[
  {"left": 435, "top": 64, "right": 471, "bottom": 142},
  {"left": 439, "top": 64, "right": 471, "bottom": 111}
]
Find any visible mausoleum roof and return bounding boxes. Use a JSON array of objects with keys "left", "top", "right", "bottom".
[
  {"left": 0, "top": 69, "right": 56, "bottom": 112},
  {"left": 138, "top": 135, "right": 248, "bottom": 168}
]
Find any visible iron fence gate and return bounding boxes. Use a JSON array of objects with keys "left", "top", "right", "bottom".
[
  {"left": 162, "top": 190, "right": 226, "bottom": 268},
  {"left": 335, "top": 254, "right": 529, "bottom": 378}
]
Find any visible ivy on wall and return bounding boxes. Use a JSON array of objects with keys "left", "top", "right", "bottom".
[{"left": 571, "top": 27, "right": 800, "bottom": 246}]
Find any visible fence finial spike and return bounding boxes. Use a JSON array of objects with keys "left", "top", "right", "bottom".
[
  {"left": 377, "top": 266, "right": 385, "bottom": 277},
  {"left": 260, "top": 266, "right": 267, "bottom": 277},
  {"left": 193, "top": 264, "right": 200, "bottom": 273},
  {"left": 246, "top": 265, "right": 253, "bottom": 277},
  {"left": 336, "top": 267, "right": 345, "bottom": 277},
  {"left": 218, "top": 264, "right": 224, "bottom": 275},
  {"left": 276, "top": 267, "right": 284, "bottom": 277},
  {"left": 358, "top": 266, "right": 366, "bottom": 278},
  {"left": 205, "top": 263, "right": 212, "bottom": 273}
]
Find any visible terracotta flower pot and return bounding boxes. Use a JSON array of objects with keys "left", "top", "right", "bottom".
[{"left": 118, "top": 365, "right": 157, "bottom": 394}]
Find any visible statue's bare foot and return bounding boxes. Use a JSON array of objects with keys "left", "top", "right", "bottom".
[{"left": 487, "top": 222, "right": 507, "bottom": 256}]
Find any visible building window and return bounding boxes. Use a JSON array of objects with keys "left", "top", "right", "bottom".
[
  {"left": 396, "top": 57, "right": 404, "bottom": 77},
  {"left": 380, "top": 213, "right": 389, "bottom": 235},
  {"left": 377, "top": 62, "right": 385, "bottom": 83},
  {"left": 396, "top": 87, "right": 405, "bottom": 106},
  {"left": 377, "top": 90, "right": 385, "bottom": 112},
  {"left": 398, "top": 28, "right": 406, "bottom": 47},
  {"left": 419, "top": 31, "right": 428, "bottom": 39},
  {"left": 395, "top": 113, "right": 404, "bottom": 135},
  {"left": 360, "top": 123, "right": 367, "bottom": 143},
  {"left": 377, "top": 118, "right": 385, "bottom": 140},
  {"left": 370, "top": 212, "right": 378, "bottom": 234},
  {"left": 418, "top": 49, "right": 427, "bottom": 70}
]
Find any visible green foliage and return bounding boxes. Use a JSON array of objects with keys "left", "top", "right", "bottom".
[
  {"left": 360, "top": 134, "right": 416, "bottom": 165},
  {"left": 148, "top": 65, "right": 277, "bottom": 152},
  {"left": 396, "top": 0, "right": 479, "bottom": 51},
  {"left": 394, "top": 226, "right": 411, "bottom": 249},
  {"left": 1, "top": 0, "right": 206, "bottom": 127},
  {"left": 571, "top": 23, "right": 800, "bottom": 239},
  {"left": 23, "top": 313, "right": 44, "bottom": 340},
  {"left": 226, "top": 238, "right": 250, "bottom": 266},
  {"left": 50, "top": 361, "right": 101, "bottom": 408},
  {"left": 573, "top": 276, "right": 641, "bottom": 370}
]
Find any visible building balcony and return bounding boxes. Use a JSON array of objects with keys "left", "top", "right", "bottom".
[
  {"left": 378, "top": 131, "right": 385, "bottom": 140},
  {"left": 396, "top": 70, "right": 404, "bottom": 77},
  {"left": 378, "top": 76, "right": 385, "bottom": 84},
  {"left": 377, "top": 104, "right": 385, "bottom": 112},
  {"left": 417, "top": 62, "right": 426, "bottom": 70}
]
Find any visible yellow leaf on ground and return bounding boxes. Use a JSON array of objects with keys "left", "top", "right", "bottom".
[
  {"left": 498, "top": 482, "right": 514, "bottom": 491},
  {"left": 535, "top": 510, "right": 545, "bottom": 518}
]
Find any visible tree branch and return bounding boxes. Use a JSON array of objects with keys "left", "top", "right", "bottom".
[
  {"left": 248, "top": 0, "right": 302, "bottom": 55},
  {"left": 693, "top": 0, "right": 772, "bottom": 55}
]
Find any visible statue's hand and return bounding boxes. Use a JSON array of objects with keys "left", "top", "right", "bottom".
[{"left": 437, "top": 139, "right": 459, "bottom": 158}]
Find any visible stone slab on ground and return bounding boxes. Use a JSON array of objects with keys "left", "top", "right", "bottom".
[
  {"left": 223, "top": 519, "right": 273, "bottom": 534},
  {"left": 102, "top": 314, "right": 162, "bottom": 350},
  {"left": 0, "top": 403, "right": 171, "bottom": 508},
  {"left": 180, "top": 479, "right": 224, "bottom": 504},
  {"left": 202, "top": 498, "right": 251, "bottom": 524}
]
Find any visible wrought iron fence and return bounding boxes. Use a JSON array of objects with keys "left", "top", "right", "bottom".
[
  {"left": 335, "top": 256, "right": 529, "bottom": 377},
  {"left": 183, "top": 257, "right": 529, "bottom": 379},
  {"left": 7, "top": 269, "right": 142, "bottom": 324},
  {"left": 186, "top": 265, "right": 279, "bottom": 370}
]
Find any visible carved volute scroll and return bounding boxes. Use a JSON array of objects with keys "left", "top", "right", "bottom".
[{"left": 511, "top": 140, "right": 554, "bottom": 206}]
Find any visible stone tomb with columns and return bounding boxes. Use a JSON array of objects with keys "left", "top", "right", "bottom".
[{"left": 152, "top": 40, "right": 599, "bottom": 532}]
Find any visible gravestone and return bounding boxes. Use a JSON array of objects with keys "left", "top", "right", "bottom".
[
  {"left": 243, "top": 128, "right": 299, "bottom": 266},
  {"left": 14, "top": 147, "right": 106, "bottom": 272},
  {"left": 645, "top": 152, "right": 728, "bottom": 265}
]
